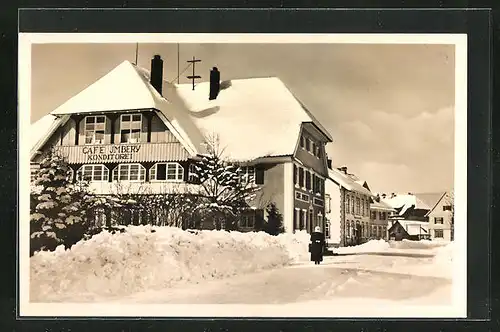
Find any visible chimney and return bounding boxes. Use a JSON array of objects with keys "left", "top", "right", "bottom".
[
  {"left": 327, "top": 158, "right": 332, "bottom": 169},
  {"left": 209, "top": 67, "right": 221, "bottom": 100},
  {"left": 381, "top": 193, "right": 387, "bottom": 199},
  {"left": 150, "top": 55, "right": 163, "bottom": 96},
  {"left": 391, "top": 192, "right": 396, "bottom": 198}
]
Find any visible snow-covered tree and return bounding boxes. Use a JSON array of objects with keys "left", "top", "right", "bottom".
[
  {"left": 30, "top": 150, "right": 99, "bottom": 255},
  {"left": 191, "top": 135, "right": 261, "bottom": 230},
  {"left": 264, "top": 202, "right": 284, "bottom": 236}
]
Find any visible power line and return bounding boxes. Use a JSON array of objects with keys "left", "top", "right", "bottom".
[{"left": 169, "top": 63, "right": 191, "bottom": 84}]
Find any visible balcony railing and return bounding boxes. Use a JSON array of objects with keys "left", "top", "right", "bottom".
[{"left": 54, "top": 142, "right": 190, "bottom": 164}]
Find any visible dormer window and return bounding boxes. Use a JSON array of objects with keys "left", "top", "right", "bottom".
[
  {"left": 120, "top": 113, "right": 142, "bottom": 143},
  {"left": 84, "top": 115, "right": 106, "bottom": 145}
]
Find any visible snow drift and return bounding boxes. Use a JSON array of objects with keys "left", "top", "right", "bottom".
[{"left": 30, "top": 226, "right": 310, "bottom": 302}]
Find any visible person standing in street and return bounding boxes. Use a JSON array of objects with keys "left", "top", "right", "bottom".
[{"left": 310, "top": 226, "right": 326, "bottom": 265}]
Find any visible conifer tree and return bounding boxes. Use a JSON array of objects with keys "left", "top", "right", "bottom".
[
  {"left": 30, "top": 150, "right": 98, "bottom": 255},
  {"left": 264, "top": 202, "right": 284, "bottom": 236}
]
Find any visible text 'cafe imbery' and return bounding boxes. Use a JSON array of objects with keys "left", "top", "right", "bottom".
[{"left": 81, "top": 144, "right": 142, "bottom": 161}]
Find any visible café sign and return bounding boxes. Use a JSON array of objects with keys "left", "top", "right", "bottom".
[{"left": 82, "top": 145, "right": 142, "bottom": 161}]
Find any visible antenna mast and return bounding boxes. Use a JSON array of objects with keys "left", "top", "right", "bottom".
[
  {"left": 186, "top": 56, "right": 201, "bottom": 90},
  {"left": 134, "top": 43, "right": 139, "bottom": 65},
  {"left": 177, "top": 43, "right": 180, "bottom": 84}
]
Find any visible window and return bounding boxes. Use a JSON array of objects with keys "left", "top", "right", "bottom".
[
  {"left": 345, "top": 195, "right": 350, "bottom": 213},
  {"left": 351, "top": 196, "right": 355, "bottom": 214},
  {"left": 443, "top": 205, "right": 452, "bottom": 211},
  {"left": 311, "top": 142, "right": 316, "bottom": 155},
  {"left": 240, "top": 214, "right": 255, "bottom": 228},
  {"left": 434, "top": 217, "right": 444, "bottom": 224},
  {"left": 313, "top": 198, "right": 324, "bottom": 207},
  {"left": 300, "top": 136, "right": 305, "bottom": 148},
  {"left": 76, "top": 164, "right": 109, "bottom": 182},
  {"left": 293, "top": 165, "right": 297, "bottom": 185},
  {"left": 84, "top": 116, "right": 106, "bottom": 144},
  {"left": 112, "top": 164, "right": 146, "bottom": 182},
  {"left": 150, "top": 162, "right": 184, "bottom": 181},
  {"left": 361, "top": 198, "right": 365, "bottom": 216},
  {"left": 371, "top": 211, "right": 377, "bottom": 220},
  {"left": 356, "top": 197, "right": 360, "bottom": 215},
  {"left": 120, "top": 114, "right": 142, "bottom": 143},
  {"left": 299, "top": 167, "right": 304, "bottom": 188},
  {"left": 366, "top": 201, "right": 370, "bottom": 216},
  {"left": 325, "top": 194, "right": 331, "bottom": 213},
  {"left": 238, "top": 166, "right": 255, "bottom": 183},
  {"left": 434, "top": 229, "right": 443, "bottom": 238},
  {"left": 188, "top": 164, "right": 198, "bottom": 183},
  {"left": 296, "top": 191, "right": 310, "bottom": 202},
  {"left": 294, "top": 208, "right": 300, "bottom": 230},
  {"left": 299, "top": 210, "right": 305, "bottom": 230},
  {"left": 314, "top": 144, "right": 321, "bottom": 158},
  {"left": 305, "top": 170, "right": 311, "bottom": 190},
  {"left": 317, "top": 213, "right": 323, "bottom": 228},
  {"left": 305, "top": 138, "right": 311, "bottom": 152}
]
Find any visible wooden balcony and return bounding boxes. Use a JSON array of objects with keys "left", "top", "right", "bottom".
[{"left": 54, "top": 142, "right": 190, "bottom": 164}]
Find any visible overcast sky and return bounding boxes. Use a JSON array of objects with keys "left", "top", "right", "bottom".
[{"left": 31, "top": 43, "right": 455, "bottom": 194}]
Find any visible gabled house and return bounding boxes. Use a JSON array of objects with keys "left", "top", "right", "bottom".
[
  {"left": 30, "top": 55, "right": 333, "bottom": 233},
  {"left": 382, "top": 192, "right": 446, "bottom": 241},
  {"left": 324, "top": 163, "right": 373, "bottom": 247},
  {"left": 426, "top": 192, "right": 453, "bottom": 241}
]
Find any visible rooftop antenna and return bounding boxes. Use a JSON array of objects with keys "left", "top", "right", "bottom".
[
  {"left": 177, "top": 43, "right": 180, "bottom": 84},
  {"left": 134, "top": 43, "right": 139, "bottom": 65},
  {"left": 187, "top": 56, "right": 201, "bottom": 90}
]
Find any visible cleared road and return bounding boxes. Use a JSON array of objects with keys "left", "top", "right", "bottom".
[{"left": 114, "top": 255, "right": 451, "bottom": 305}]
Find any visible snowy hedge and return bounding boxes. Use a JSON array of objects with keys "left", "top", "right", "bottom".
[{"left": 30, "top": 226, "right": 310, "bottom": 302}]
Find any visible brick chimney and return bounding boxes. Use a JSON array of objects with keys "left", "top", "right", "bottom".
[
  {"left": 209, "top": 67, "right": 221, "bottom": 100},
  {"left": 150, "top": 55, "right": 163, "bottom": 96}
]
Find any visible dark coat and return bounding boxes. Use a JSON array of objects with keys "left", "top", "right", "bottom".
[{"left": 309, "top": 231, "right": 325, "bottom": 262}]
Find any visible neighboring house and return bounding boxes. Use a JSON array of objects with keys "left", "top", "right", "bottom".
[
  {"left": 370, "top": 196, "right": 395, "bottom": 240},
  {"left": 30, "top": 55, "right": 333, "bottom": 233},
  {"left": 325, "top": 163, "right": 373, "bottom": 247},
  {"left": 382, "top": 192, "right": 446, "bottom": 241},
  {"left": 426, "top": 192, "right": 454, "bottom": 241}
]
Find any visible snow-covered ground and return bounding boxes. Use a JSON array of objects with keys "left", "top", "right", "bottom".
[
  {"left": 333, "top": 238, "right": 451, "bottom": 257},
  {"left": 30, "top": 227, "right": 454, "bottom": 308},
  {"left": 30, "top": 226, "right": 310, "bottom": 302}
]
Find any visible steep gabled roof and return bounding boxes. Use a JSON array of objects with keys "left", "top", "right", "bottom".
[
  {"left": 327, "top": 167, "right": 372, "bottom": 196},
  {"left": 30, "top": 114, "right": 71, "bottom": 159},
  {"left": 32, "top": 60, "right": 333, "bottom": 163},
  {"left": 424, "top": 192, "right": 450, "bottom": 217},
  {"left": 173, "top": 77, "right": 332, "bottom": 161}
]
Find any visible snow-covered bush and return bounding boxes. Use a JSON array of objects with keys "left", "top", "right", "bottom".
[
  {"left": 191, "top": 134, "right": 262, "bottom": 231},
  {"left": 30, "top": 151, "right": 101, "bottom": 255},
  {"left": 30, "top": 227, "right": 310, "bottom": 301}
]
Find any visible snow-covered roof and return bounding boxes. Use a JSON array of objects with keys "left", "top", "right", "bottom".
[
  {"left": 382, "top": 192, "right": 445, "bottom": 216},
  {"left": 370, "top": 200, "right": 395, "bottom": 212},
  {"left": 30, "top": 114, "right": 70, "bottom": 158},
  {"left": 173, "top": 77, "right": 332, "bottom": 161},
  {"left": 327, "top": 167, "right": 372, "bottom": 196},
  {"left": 32, "top": 60, "right": 332, "bottom": 162},
  {"left": 388, "top": 220, "right": 429, "bottom": 236}
]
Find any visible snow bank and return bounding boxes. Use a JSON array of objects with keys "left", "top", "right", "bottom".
[
  {"left": 30, "top": 227, "right": 310, "bottom": 302},
  {"left": 389, "top": 239, "right": 450, "bottom": 250},
  {"left": 334, "top": 240, "right": 390, "bottom": 254}
]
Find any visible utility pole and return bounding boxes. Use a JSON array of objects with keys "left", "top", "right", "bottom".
[{"left": 187, "top": 56, "right": 201, "bottom": 90}]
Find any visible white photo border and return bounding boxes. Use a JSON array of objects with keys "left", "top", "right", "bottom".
[{"left": 18, "top": 33, "right": 467, "bottom": 318}]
